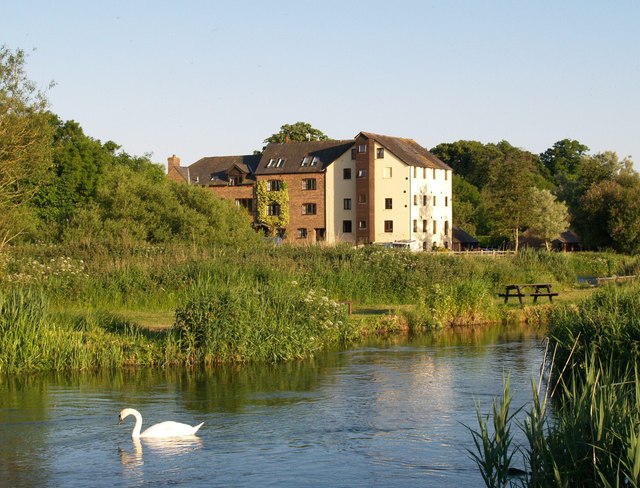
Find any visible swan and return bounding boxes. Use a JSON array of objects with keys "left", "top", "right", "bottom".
[{"left": 118, "top": 408, "right": 204, "bottom": 438}]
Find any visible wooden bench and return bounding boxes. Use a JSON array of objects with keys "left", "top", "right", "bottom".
[{"left": 499, "top": 284, "right": 558, "bottom": 304}]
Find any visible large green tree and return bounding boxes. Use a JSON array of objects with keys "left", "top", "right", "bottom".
[
  {"left": 34, "top": 117, "right": 111, "bottom": 234},
  {"left": 264, "top": 122, "right": 329, "bottom": 144},
  {"left": 483, "top": 155, "right": 537, "bottom": 253},
  {"left": 0, "top": 46, "right": 53, "bottom": 247},
  {"left": 451, "top": 174, "right": 487, "bottom": 235},
  {"left": 540, "top": 138, "right": 589, "bottom": 176}
]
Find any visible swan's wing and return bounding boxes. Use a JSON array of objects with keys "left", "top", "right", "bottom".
[{"left": 140, "top": 420, "right": 203, "bottom": 438}]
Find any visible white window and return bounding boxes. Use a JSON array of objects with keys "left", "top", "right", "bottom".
[
  {"left": 383, "top": 167, "right": 392, "bottom": 178},
  {"left": 358, "top": 144, "right": 367, "bottom": 153},
  {"left": 301, "top": 157, "right": 310, "bottom": 167},
  {"left": 310, "top": 156, "right": 320, "bottom": 166},
  {"left": 267, "top": 159, "right": 276, "bottom": 168}
]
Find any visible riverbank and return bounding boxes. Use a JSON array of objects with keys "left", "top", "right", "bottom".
[{"left": 1, "top": 243, "right": 639, "bottom": 373}]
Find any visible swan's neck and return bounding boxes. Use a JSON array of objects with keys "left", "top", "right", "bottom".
[{"left": 131, "top": 410, "right": 143, "bottom": 438}]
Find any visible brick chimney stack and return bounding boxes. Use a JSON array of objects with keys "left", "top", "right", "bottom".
[{"left": 167, "top": 154, "right": 181, "bottom": 171}]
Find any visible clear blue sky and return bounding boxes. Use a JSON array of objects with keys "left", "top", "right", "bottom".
[{"left": 4, "top": 1, "right": 639, "bottom": 168}]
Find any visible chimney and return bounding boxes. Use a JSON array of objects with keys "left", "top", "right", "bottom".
[
  {"left": 285, "top": 135, "right": 290, "bottom": 144},
  {"left": 167, "top": 154, "right": 181, "bottom": 172}
]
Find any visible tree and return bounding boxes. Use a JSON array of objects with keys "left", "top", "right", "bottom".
[
  {"left": 264, "top": 122, "right": 329, "bottom": 144},
  {"left": 540, "top": 139, "right": 589, "bottom": 176},
  {"left": 452, "top": 174, "right": 487, "bottom": 235},
  {"left": 483, "top": 156, "right": 536, "bottom": 253},
  {"left": 579, "top": 167, "right": 640, "bottom": 253},
  {"left": 34, "top": 117, "right": 110, "bottom": 234},
  {"left": 0, "top": 46, "right": 53, "bottom": 247},
  {"left": 527, "top": 188, "right": 569, "bottom": 250}
]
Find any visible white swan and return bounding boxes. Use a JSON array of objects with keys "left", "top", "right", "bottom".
[{"left": 118, "top": 408, "right": 204, "bottom": 438}]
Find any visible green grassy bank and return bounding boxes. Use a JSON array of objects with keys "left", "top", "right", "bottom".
[{"left": 1, "top": 243, "right": 639, "bottom": 373}]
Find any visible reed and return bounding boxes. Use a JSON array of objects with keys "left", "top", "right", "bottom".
[{"left": 469, "top": 282, "right": 640, "bottom": 487}]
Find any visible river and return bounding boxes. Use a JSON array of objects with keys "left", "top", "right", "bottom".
[{"left": 0, "top": 324, "right": 546, "bottom": 487}]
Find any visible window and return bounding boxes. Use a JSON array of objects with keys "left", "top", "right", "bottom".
[
  {"left": 235, "top": 198, "right": 254, "bottom": 212},
  {"left": 433, "top": 220, "right": 437, "bottom": 234},
  {"left": 351, "top": 148, "right": 356, "bottom": 160},
  {"left": 276, "top": 158, "right": 285, "bottom": 168},
  {"left": 384, "top": 220, "right": 393, "bottom": 233},
  {"left": 444, "top": 221, "right": 450, "bottom": 236},
  {"left": 229, "top": 175, "right": 243, "bottom": 186},
  {"left": 423, "top": 168, "right": 427, "bottom": 179},
  {"left": 385, "top": 198, "right": 392, "bottom": 209},
  {"left": 445, "top": 196, "right": 449, "bottom": 207},
  {"left": 357, "top": 169, "right": 367, "bottom": 178},
  {"left": 359, "top": 220, "right": 367, "bottom": 229},
  {"left": 302, "top": 203, "right": 317, "bottom": 215},
  {"left": 413, "top": 220, "right": 418, "bottom": 232},
  {"left": 433, "top": 168, "right": 437, "bottom": 179},
  {"left": 297, "top": 228, "right": 307, "bottom": 239},
  {"left": 310, "top": 156, "right": 320, "bottom": 166},
  {"left": 383, "top": 167, "right": 392, "bottom": 178},
  {"left": 267, "top": 203, "right": 281, "bottom": 216},
  {"left": 358, "top": 193, "right": 367, "bottom": 204},
  {"left": 423, "top": 195, "right": 427, "bottom": 206},
  {"left": 445, "top": 170, "right": 448, "bottom": 181},
  {"left": 300, "top": 157, "right": 310, "bottom": 167},
  {"left": 343, "top": 220, "right": 352, "bottom": 233},
  {"left": 302, "top": 178, "right": 316, "bottom": 190},
  {"left": 414, "top": 195, "right": 419, "bottom": 205},
  {"left": 267, "top": 180, "right": 282, "bottom": 191},
  {"left": 344, "top": 198, "right": 352, "bottom": 210},
  {"left": 266, "top": 158, "right": 276, "bottom": 168},
  {"left": 343, "top": 168, "right": 352, "bottom": 179},
  {"left": 433, "top": 195, "right": 437, "bottom": 206},
  {"left": 413, "top": 167, "right": 418, "bottom": 178},
  {"left": 377, "top": 147, "right": 385, "bottom": 159},
  {"left": 423, "top": 219, "right": 427, "bottom": 232},
  {"left": 358, "top": 144, "right": 367, "bottom": 153}
]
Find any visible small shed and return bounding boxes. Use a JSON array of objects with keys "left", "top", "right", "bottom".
[
  {"left": 452, "top": 226, "right": 479, "bottom": 251},
  {"left": 552, "top": 230, "right": 582, "bottom": 252}
]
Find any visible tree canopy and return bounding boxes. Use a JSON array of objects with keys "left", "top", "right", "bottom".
[
  {"left": 0, "top": 46, "right": 53, "bottom": 248},
  {"left": 264, "top": 122, "right": 329, "bottom": 144}
]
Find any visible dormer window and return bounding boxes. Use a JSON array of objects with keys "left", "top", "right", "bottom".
[
  {"left": 276, "top": 158, "right": 285, "bottom": 168},
  {"left": 229, "top": 176, "right": 243, "bottom": 186},
  {"left": 310, "top": 156, "right": 320, "bottom": 166},
  {"left": 210, "top": 174, "right": 219, "bottom": 181},
  {"left": 301, "top": 157, "right": 310, "bottom": 167}
]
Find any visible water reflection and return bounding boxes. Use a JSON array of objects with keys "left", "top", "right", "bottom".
[{"left": 0, "top": 323, "right": 547, "bottom": 487}]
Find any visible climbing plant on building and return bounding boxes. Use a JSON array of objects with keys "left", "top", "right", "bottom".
[{"left": 256, "top": 180, "right": 290, "bottom": 235}]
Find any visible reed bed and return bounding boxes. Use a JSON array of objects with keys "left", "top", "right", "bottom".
[{"left": 469, "top": 281, "right": 640, "bottom": 487}]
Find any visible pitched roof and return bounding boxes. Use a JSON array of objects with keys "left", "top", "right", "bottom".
[
  {"left": 255, "top": 140, "right": 354, "bottom": 175},
  {"left": 187, "top": 154, "right": 260, "bottom": 186},
  {"left": 452, "top": 225, "right": 479, "bottom": 244},
  {"left": 357, "top": 132, "right": 452, "bottom": 170}
]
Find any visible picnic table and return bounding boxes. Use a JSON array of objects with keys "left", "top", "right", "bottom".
[{"left": 498, "top": 283, "right": 558, "bottom": 304}]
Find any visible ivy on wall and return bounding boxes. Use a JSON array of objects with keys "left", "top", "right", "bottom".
[{"left": 256, "top": 180, "right": 289, "bottom": 235}]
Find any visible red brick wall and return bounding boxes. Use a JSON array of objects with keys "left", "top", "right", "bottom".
[{"left": 256, "top": 173, "right": 326, "bottom": 243}]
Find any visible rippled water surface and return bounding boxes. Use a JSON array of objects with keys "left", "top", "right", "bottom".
[{"left": 0, "top": 325, "right": 546, "bottom": 487}]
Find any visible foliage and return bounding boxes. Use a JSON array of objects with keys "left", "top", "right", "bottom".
[
  {"left": 483, "top": 156, "right": 536, "bottom": 252},
  {"left": 0, "top": 46, "right": 53, "bottom": 248},
  {"left": 527, "top": 188, "right": 569, "bottom": 250},
  {"left": 173, "top": 279, "right": 351, "bottom": 363},
  {"left": 256, "top": 180, "right": 290, "bottom": 235},
  {"left": 579, "top": 169, "right": 640, "bottom": 253},
  {"left": 264, "top": 121, "right": 329, "bottom": 144},
  {"left": 540, "top": 138, "right": 589, "bottom": 176},
  {"left": 452, "top": 174, "right": 487, "bottom": 235}
]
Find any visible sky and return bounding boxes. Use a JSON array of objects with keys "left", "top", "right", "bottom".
[{"left": 3, "top": 1, "right": 639, "bottom": 169}]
